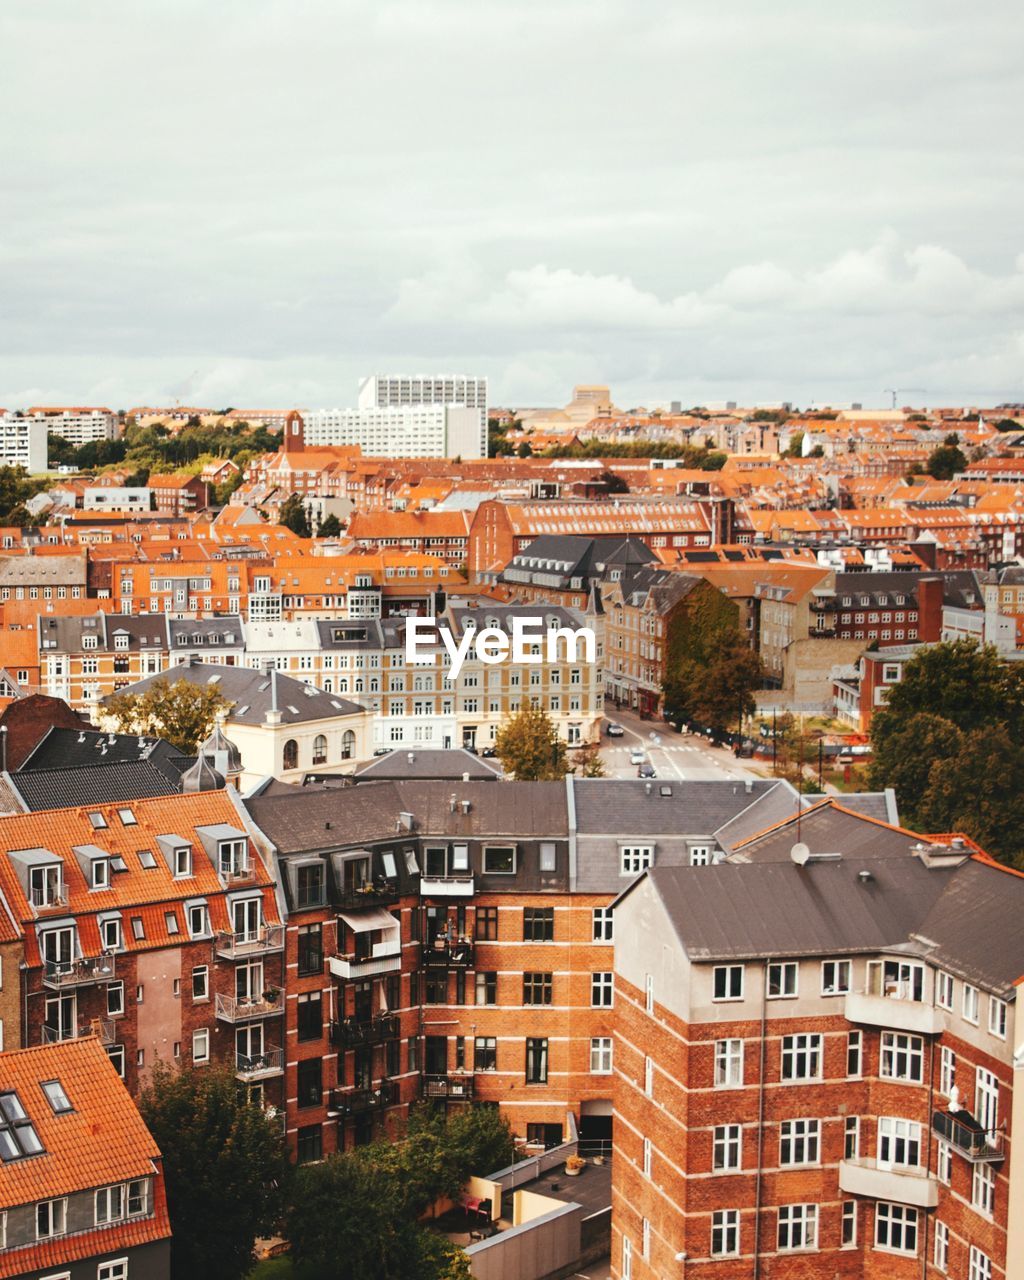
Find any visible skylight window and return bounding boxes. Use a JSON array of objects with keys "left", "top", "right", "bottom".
[
  {"left": 41, "top": 1081, "right": 72, "bottom": 1115},
  {"left": 131, "top": 916, "right": 145, "bottom": 941},
  {"left": 164, "top": 912, "right": 180, "bottom": 935},
  {"left": 118, "top": 808, "right": 137, "bottom": 827},
  {"left": 236, "top": 705, "right": 250, "bottom": 716},
  {"left": 137, "top": 849, "right": 157, "bottom": 869},
  {"left": 88, "top": 812, "right": 108, "bottom": 830},
  {"left": 0, "top": 1092, "right": 44, "bottom": 1160}
]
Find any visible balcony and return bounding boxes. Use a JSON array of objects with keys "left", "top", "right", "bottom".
[
  {"left": 215, "top": 924, "right": 286, "bottom": 959},
  {"left": 330, "top": 1014, "right": 400, "bottom": 1049},
  {"left": 329, "top": 937, "right": 401, "bottom": 980},
  {"left": 844, "top": 988, "right": 944, "bottom": 1036},
  {"left": 42, "top": 1018, "right": 115, "bottom": 1046},
  {"left": 42, "top": 954, "right": 116, "bottom": 989},
  {"left": 838, "top": 1158, "right": 939, "bottom": 1209},
  {"left": 337, "top": 882, "right": 400, "bottom": 911},
  {"left": 215, "top": 991, "right": 285, "bottom": 1023},
  {"left": 420, "top": 875, "right": 474, "bottom": 898},
  {"left": 234, "top": 1047, "right": 284, "bottom": 1081},
  {"left": 326, "top": 1079, "right": 398, "bottom": 1117},
  {"left": 423, "top": 1074, "right": 475, "bottom": 1101},
  {"left": 421, "top": 939, "right": 475, "bottom": 970},
  {"left": 932, "top": 1111, "right": 1005, "bottom": 1163}
]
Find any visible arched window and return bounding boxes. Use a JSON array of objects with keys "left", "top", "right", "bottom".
[
  {"left": 283, "top": 739, "right": 298, "bottom": 771},
  {"left": 341, "top": 730, "right": 355, "bottom": 760},
  {"left": 312, "top": 734, "right": 327, "bottom": 766}
]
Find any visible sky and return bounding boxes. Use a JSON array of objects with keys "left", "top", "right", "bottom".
[{"left": 2, "top": 0, "right": 1023, "bottom": 412}]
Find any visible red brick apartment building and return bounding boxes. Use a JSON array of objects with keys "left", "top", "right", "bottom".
[
  {"left": 611, "top": 801, "right": 1021, "bottom": 1280},
  {"left": 0, "top": 791, "right": 285, "bottom": 1112}
]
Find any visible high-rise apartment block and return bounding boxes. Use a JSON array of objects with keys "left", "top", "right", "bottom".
[
  {"left": 358, "top": 374, "right": 488, "bottom": 455},
  {"left": 0, "top": 416, "right": 49, "bottom": 473},
  {"left": 303, "top": 405, "right": 484, "bottom": 459}
]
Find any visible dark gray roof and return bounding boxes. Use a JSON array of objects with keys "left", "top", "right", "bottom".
[
  {"left": 500, "top": 535, "right": 656, "bottom": 588},
  {"left": 642, "top": 857, "right": 955, "bottom": 961},
  {"left": 836, "top": 790, "right": 899, "bottom": 825},
  {"left": 572, "top": 777, "right": 779, "bottom": 837},
  {"left": 727, "top": 800, "right": 921, "bottom": 863},
  {"left": 167, "top": 616, "right": 244, "bottom": 649},
  {"left": 37, "top": 613, "right": 169, "bottom": 653},
  {"left": 392, "top": 781, "right": 568, "bottom": 837},
  {"left": 354, "top": 749, "right": 503, "bottom": 782},
  {"left": 246, "top": 782, "right": 407, "bottom": 853},
  {"left": 18, "top": 727, "right": 189, "bottom": 781},
  {"left": 3, "top": 760, "right": 186, "bottom": 811},
  {"left": 915, "top": 859, "right": 1024, "bottom": 995},
  {"left": 103, "top": 663, "right": 365, "bottom": 726}
]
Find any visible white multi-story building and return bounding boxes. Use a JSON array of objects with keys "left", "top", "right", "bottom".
[
  {"left": 25, "top": 408, "right": 119, "bottom": 447},
  {"left": 83, "top": 487, "right": 151, "bottom": 513},
  {"left": 358, "top": 373, "right": 488, "bottom": 454},
  {"left": 303, "top": 405, "right": 484, "bottom": 459},
  {"left": 0, "top": 416, "right": 49, "bottom": 472}
]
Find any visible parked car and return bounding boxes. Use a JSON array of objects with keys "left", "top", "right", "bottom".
[
  {"left": 372, "top": 747, "right": 391, "bottom": 756},
  {"left": 480, "top": 746, "right": 497, "bottom": 758},
  {"left": 605, "top": 722, "right": 625, "bottom": 737},
  {"left": 630, "top": 748, "right": 646, "bottom": 765},
  {"left": 637, "top": 763, "right": 657, "bottom": 778}
]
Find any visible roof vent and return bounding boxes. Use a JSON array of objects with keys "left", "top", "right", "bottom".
[
  {"left": 461, "top": 799, "right": 471, "bottom": 814},
  {"left": 325, "top": 821, "right": 332, "bottom": 830},
  {"left": 449, "top": 794, "right": 457, "bottom": 813},
  {"left": 407, "top": 752, "right": 415, "bottom": 764},
  {"left": 744, "top": 779, "right": 753, "bottom": 793},
  {"left": 858, "top": 869, "right": 874, "bottom": 883},
  {"left": 644, "top": 782, "right": 652, "bottom": 796}
]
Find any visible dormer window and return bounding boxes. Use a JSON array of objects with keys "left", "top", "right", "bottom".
[
  {"left": 100, "top": 917, "right": 122, "bottom": 951},
  {"left": 29, "top": 864, "right": 64, "bottom": 908},
  {"left": 91, "top": 859, "right": 110, "bottom": 890},
  {"left": 174, "top": 846, "right": 192, "bottom": 878},
  {"left": 219, "top": 840, "right": 248, "bottom": 877},
  {"left": 114, "top": 634, "right": 129, "bottom": 650},
  {"left": 82, "top": 635, "right": 98, "bottom": 650}
]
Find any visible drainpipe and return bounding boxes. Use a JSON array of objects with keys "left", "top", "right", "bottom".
[{"left": 752, "top": 959, "right": 768, "bottom": 1280}]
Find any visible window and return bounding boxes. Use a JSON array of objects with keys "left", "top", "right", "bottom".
[
  {"left": 130, "top": 916, "right": 145, "bottom": 941},
  {"left": 847, "top": 1030, "right": 862, "bottom": 1077},
  {"left": 715, "top": 1039, "right": 743, "bottom": 1087},
  {"left": 622, "top": 1236, "right": 632, "bottom": 1280},
  {"left": 969, "top": 1247, "right": 992, "bottom": 1280},
  {"left": 713, "top": 965, "right": 743, "bottom": 1001},
  {"left": 127, "top": 1179, "right": 147, "bottom": 1216},
  {"left": 933, "top": 1221, "right": 949, "bottom": 1272},
  {"left": 937, "top": 970, "right": 954, "bottom": 1010},
  {"left": 525, "top": 1038, "right": 548, "bottom": 1084},
  {"left": 977, "top": 1065, "right": 999, "bottom": 1131},
  {"left": 523, "top": 908, "right": 554, "bottom": 941},
  {"left": 523, "top": 973, "right": 552, "bottom": 1006},
  {"left": 95, "top": 1184, "right": 124, "bottom": 1224},
  {"left": 539, "top": 842, "right": 557, "bottom": 872},
  {"left": 186, "top": 903, "right": 208, "bottom": 937},
  {"left": 713, "top": 1124, "right": 742, "bottom": 1171},
  {"left": 822, "top": 959, "right": 851, "bottom": 995},
  {"left": 877, "top": 1117, "right": 921, "bottom": 1170},
  {"left": 408, "top": 1037, "right": 418, "bottom": 1072},
  {"left": 972, "top": 1162, "right": 995, "bottom": 1216},
  {"left": 475, "top": 971, "right": 497, "bottom": 1005},
  {"left": 475, "top": 906, "right": 498, "bottom": 940},
  {"left": 483, "top": 845, "right": 515, "bottom": 874},
  {"left": 98, "top": 1262, "right": 128, "bottom": 1280},
  {"left": 474, "top": 1037, "right": 497, "bottom": 1071},
  {"left": 644, "top": 1056, "right": 653, "bottom": 1097},
  {"left": 36, "top": 1198, "right": 66, "bottom": 1239},
  {"left": 963, "top": 982, "right": 980, "bottom": 1024},
  {"left": 781, "top": 1033, "right": 822, "bottom": 1081},
  {"left": 874, "top": 1202, "right": 918, "bottom": 1255},
  {"left": 767, "top": 961, "right": 798, "bottom": 998},
  {"left": 106, "top": 1046, "right": 125, "bottom": 1078},
  {"left": 841, "top": 1201, "right": 857, "bottom": 1247},
  {"left": 297, "top": 1059, "right": 322, "bottom": 1108},
  {"left": 592, "top": 907, "right": 613, "bottom": 942},
  {"left": 297, "top": 1125, "right": 322, "bottom": 1164},
  {"left": 91, "top": 859, "right": 110, "bottom": 890},
  {"left": 100, "top": 917, "right": 122, "bottom": 951},
  {"left": 780, "top": 1119, "right": 819, "bottom": 1166},
  {"left": 41, "top": 1081, "right": 72, "bottom": 1114},
  {"left": 611, "top": 838, "right": 655, "bottom": 880},
  {"left": 940, "top": 1046, "right": 955, "bottom": 1097},
  {"left": 590, "top": 1037, "right": 613, "bottom": 1074},
  {"left": 642, "top": 1137, "right": 652, "bottom": 1177},
  {"left": 989, "top": 996, "right": 1007, "bottom": 1039},
  {"left": 0, "top": 1092, "right": 44, "bottom": 1160},
  {"left": 642, "top": 1218, "right": 650, "bottom": 1260},
  {"left": 297, "top": 924, "right": 323, "bottom": 976},
  {"left": 425, "top": 973, "right": 448, "bottom": 1005},
  {"left": 645, "top": 973, "right": 654, "bottom": 1014},
  {"left": 777, "top": 1204, "right": 817, "bottom": 1252},
  {"left": 844, "top": 1116, "right": 860, "bottom": 1159},
  {"left": 189, "top": 966, "right": 208, "bottom": 1002},
  {"left": 295, "top": 863, "right": 325, "bottom": 910},
  {"left": 880, "top": 1032, "right": 924, "bottom": 1083},
  {"left": 710, "top": 1209, "right": 739, "bottom": 1257},
  {"left": 296, "top": 992, "right": 322, "bottom": 1041},
  {"left": 192, "top": 1029, "right": 209, "bottom": 1064},
  {"left": 283, "top": 739, "right": 298, "bottom": 770},
  {"left": 591, "top": 972, "right": 613, "bottom": 1007},
  {"left": 937, "top": 1140, "right": 952, "bottom": 1184}
]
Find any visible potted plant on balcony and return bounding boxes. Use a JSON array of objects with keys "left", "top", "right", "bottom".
[
  {"left": 564, "top": 1155, "right": 586, "bottom": 1177},
  {"left": 262, "top": 986, "right": 280, "bottom": 1004}
]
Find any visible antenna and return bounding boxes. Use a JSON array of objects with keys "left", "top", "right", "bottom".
[{"left": 790, "top": 842, "right": 811, "bottom": 866}]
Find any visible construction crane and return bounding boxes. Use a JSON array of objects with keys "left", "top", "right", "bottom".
[{"left": 883, "top": 388, "right": 927, "bottom": 410}]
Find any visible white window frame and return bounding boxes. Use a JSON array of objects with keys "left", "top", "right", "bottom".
[
  {"left": 874, "top": 1202, "right": 918, "bottom": 1256},
  {"left": 963, "top": 982, "right": 980, "bottom": 1025},
  {"left": 767, "top": 961, "right": 798, "bottom": 999},
  {"left": 779, "top": 1118, "right": 820, "bottom": 1167},
  {"left": 95, "top": 1184, "right": 124, "bottom": 1224},
  {"left": 713, "top": 1124, "right": 742, "bottom": 1171},
  {"left": 713, "top": 965, "right": 744, "bottom": 1002},
  {"left": 934, "top": 1220, "right": 949, "bottom": 1272},
  {"left": 939, "top": 1046, "right": 956, "bottom": 1097},
  {"left": 192, "top": 1028, "right": 210, "bottom": 1064},
  {"left": 988, "top": 995, "right": 1007, "bottom": 1039},
  {"left": 620, "top": 845, "right": 653, "bottom": 875},
  {"left": 589, "top": 1037, "right": 613, "bottom": 1075},
  {"left": 880, "top": 1032, "right": 924, "bottom": 1083},
  {"left": 36, "top": 1198, "right": 67, "bottom": 1240},
  {"left": 711, "top": 1209, "right": 740, "bottom": 1258},
  {"left": 780, "top": 1033, "right": 822, "bottom": 1082},
  {"left": 591, "top": 972, "right": 614, "bottom": 1008},
  {"left": 821, "top": 958, "right": 851, "bottom": 995},
  {"left": 969, "top": 1246, "right": 992, "bottom": 1280},
  {"left": 714, "top": 1039, "right": 743, "bottom": 1088},
  {"left": 972, "top": 1161, "right": 995, "bottom": 1217},
  {"left": 936, "top": 969, "right": 954, "bottom": 1010},
  {"left": 592, "top": 907, "right": 613, "bottom": 942},
  {"left": 777, "top": 1203, "right": 817, "bottom": 1252},
  {"left": 877, "top": 1117, "right": 921, "bottom": 1171}
]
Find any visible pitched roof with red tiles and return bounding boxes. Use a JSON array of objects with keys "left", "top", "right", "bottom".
[{"left": 0, "top": 1037, "right": 171, "bottom": 1278}]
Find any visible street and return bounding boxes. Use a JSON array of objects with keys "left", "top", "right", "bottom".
[{"left": 598, "top": 704, "right": 766, "bottom": 782}]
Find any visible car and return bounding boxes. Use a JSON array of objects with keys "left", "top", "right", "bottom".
[
  {"left": 372, "top": 747, "right": 392, "bottom": 756},
  {"left": 629, "top": 748, "right": 646, "bottom": 765},
  {"left": 637, "top": 763, "right": 657, "bottom": 778},
  {"left": 480, "top": 746, "right": 497, "bottom": 758},
  {"left": 605, "top": 722, "right": 625, "bottom": 737}
]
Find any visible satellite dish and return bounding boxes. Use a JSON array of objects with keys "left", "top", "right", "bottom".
[{"left": 790, "top": 842, "right": 811, "bottom": 866}]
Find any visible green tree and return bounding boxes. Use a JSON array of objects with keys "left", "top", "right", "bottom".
[
  {"left": 572, "top": 742, "right": 606, "bottom": 777},
  {"left": 278, "top": 494, "right": 311, "bottom": 537},
  {"left": 106, "top": 677, "right": 231, "bottom": 753},
  {"left": 915, "top": 726, "right": 1024, "bottom": 861},
  {"left": 493, "top": 700, "right": 569, "bottom": 780},
  {"left": 139, "top": 1063, "right": 288, "bottom": 1280},
  {"left": 318, "top": 513, "right": 343, "bottom": 538},
  {"left": 925, "top": 443, "right": 967, "bottom": 480},
  {"left": 683, "top": 637, "right": 763, "bottom": 733},
  {"left": 783, "top": 432, "right": 805, "bottom": 456},
  {"left": 516, "top": 441, "right": 533, "bottom": 458}
]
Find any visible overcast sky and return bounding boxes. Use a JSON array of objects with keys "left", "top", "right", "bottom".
[{"left": 2, "top": 0, "right": 1022, "bottom": 411}]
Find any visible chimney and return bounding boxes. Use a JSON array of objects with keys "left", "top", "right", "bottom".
[
  {"left": 744, "top": 779, "right": 753, "bottom": 793},
  {"left": 407, "top": 752, "right": 415, "bottom": 764},
  {"left": 644, "top": 781, "right": 652, "bottom": 795},
  {"left": 398, "top": 811, "right": 415, "bottom": 831},
  {"left": 461, "top": 799, "right": 471, "bottom": 814},
  {"left": 917, "top": 575, "right": 944, "bottom": 642},
  {"left": 265, "top": 667, "right": 282, "bottom": 726}
]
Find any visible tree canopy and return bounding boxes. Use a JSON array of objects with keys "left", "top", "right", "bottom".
[
  {"left": 106, "top": 677, "right": 232, "bottom": 753},
  {"left": 278, "top": 494, "right": 311, "bottom": 537},
  {"left": 493, "top": 700, "right": 570, "bottom": 779},
  {"left": 139, "top": 1063, "right": 289, "bottom": 1280},
  {"left": 925, "top": 442, "right": 967, "bottom": 480},
  {"left": 868, "top": 640, "right": 1024, "bottom": 865}
]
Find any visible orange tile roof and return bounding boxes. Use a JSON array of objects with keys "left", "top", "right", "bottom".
[{"left": 0, "top": 1040, "right": 171, "bottom": 1269}]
